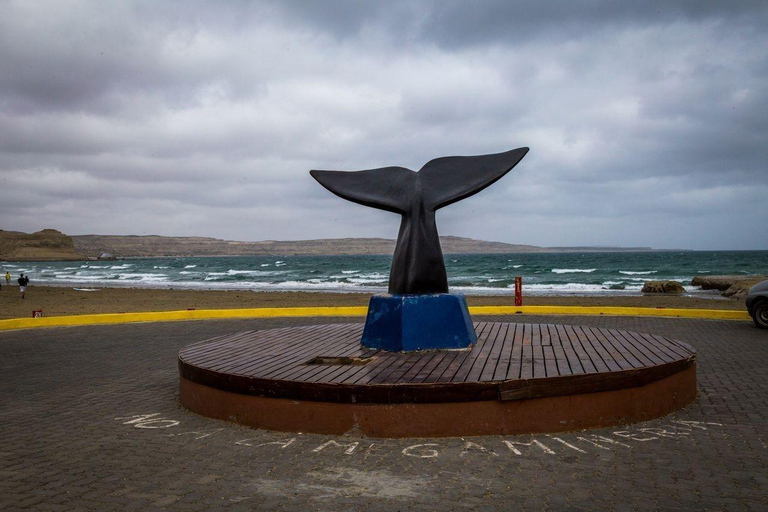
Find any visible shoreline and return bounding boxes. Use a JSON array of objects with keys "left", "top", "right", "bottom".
[
  {"left": 4, "top": 279, "right": 731, "bottom": 297},
  {"left": 0, "top": 285, "right": 744, "bottom": 320}
]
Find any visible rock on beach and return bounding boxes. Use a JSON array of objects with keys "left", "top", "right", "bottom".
[
  {"left": 691, "top": 275, "right": 768, "bottom": 300},
  {"left": 641, "top": 281, "right": 686, "bottom": 294}
]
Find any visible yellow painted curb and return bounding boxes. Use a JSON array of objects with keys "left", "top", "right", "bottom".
[
  {"left": 0, "top": 305, "right": 749, "bottom": 332},
  {"left": 469, "top": 305, "right": 750, "bottom": 320}
]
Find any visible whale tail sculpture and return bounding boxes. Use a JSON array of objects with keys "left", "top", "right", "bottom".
[{"left": 310, "top": 147, "right": 529, "bottom": 295}]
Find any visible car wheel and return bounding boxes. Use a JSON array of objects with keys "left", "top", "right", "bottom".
[{"left": 752, "top": 300, "right": 768, "bottom": 329}]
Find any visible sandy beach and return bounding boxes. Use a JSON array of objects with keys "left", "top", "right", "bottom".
[{"left": 0, "top": 284, "right": 744, "bottom": 320}]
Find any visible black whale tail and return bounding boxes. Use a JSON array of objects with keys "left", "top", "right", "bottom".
[
  {"left": 310, "top": 147, "right": 529, "bottom": 213},
  {"left": 310, "top": 147, "right": 529, "bottom": 295}
]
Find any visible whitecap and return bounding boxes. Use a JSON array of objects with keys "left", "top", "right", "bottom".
[
  {"left": 355, "top": 272, "right": 387, "bottom": 279},
  {"left": 184, "top": 265, "right": 197, "bottom": 268},
  {"left": 226, "top": 269, "right": 286, "bottom": 276},
  {"left": 117, "top": 273, "right": 169, "bottom": 282},
  {"left": 341, "top": 270, "right": 360, "bottom": 274},
  {"left": 551, "top": 268, "right": 596, "bottom": 274},
  {"left": 619, "top": 270, "right": 657, "bottom": 275},
  {"left": 348, "top": 277, "right": 388, "bottom": 284},
  {"left": 507, "top": 283, "right": 644, "bottom": 293}
]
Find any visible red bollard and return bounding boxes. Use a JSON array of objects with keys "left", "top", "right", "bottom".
[{"left": 514, "top": 276, "right": 523, "bottom": 307}]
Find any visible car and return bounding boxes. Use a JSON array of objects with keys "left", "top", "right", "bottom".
[{"left": 746, "top": 279, "right": 768, "bottom": 329}]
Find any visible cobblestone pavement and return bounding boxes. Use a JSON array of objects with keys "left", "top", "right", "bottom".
[{"left": 1, "top": 315, "right": 766, "bottom": 511}]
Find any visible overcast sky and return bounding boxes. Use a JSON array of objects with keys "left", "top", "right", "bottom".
[{"left": 1, "top": 1, "right": 766, "bottom": 250}]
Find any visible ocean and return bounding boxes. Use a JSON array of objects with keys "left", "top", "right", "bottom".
[{"left": 3, "top": 251, "right": 766, "bottom": 296}]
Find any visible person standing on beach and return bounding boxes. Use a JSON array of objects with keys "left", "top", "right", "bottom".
[
  {"left": 18, "top": 273, "right": 29, "bottom": 299},
  {"left": 4, "top": 271, "right": 9, "bottom": 285}
]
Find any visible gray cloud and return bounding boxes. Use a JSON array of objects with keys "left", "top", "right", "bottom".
[{"left": 1, "top": 0, "right": 766, "bottom": 249}]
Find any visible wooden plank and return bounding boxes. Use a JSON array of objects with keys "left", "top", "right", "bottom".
[
  {"left": 635, "top": 333, "right": 685, "bottom": 362},
  {"left": 433, "top": 323, "right": 497, "bottom": 383},
  {"left": 478, "top": 322, "right": 506, "bottom": 381},
  {"left": 374, "top": 352, "right": 427, "bottom": 384},
  {"left": 196, "top": 334, "right": 289, "bottom": 373},
  {"left": 439, "top": 322, "right": 494, "bottom": 382},
  {"left": 409, "top": 350, "right": 455, "bottom": 383},
  {"left": 540, "top": 324, "right": 553, "bottom": 346},
  {"left": 563, "top": 325, "right": 596, "bottom": 374},
  {"left": 330, "top": 354, "right": 386, "bottom": 385},
  {"left": 504, "top": 323, "right": 524, "bottom": 380},
  {"left": 521, "top": 323, "right": 532, "bottom": 345},
  {"left": 491, "top": 323, "right": 514, "bottom": 381},
  {"left": 277, "top": 329, "right": 366, "bottom": 381},
  {"left": 542, "top": 345, "right": 558, "bottom": 377},
  {"left": 186, "top": 330, "right": 271, "bottom": 367},
  {"left": 425, "top": 351, "right": 465, "bottom": 383},
  {"left": 325, "top": 349, "right": 384, "bottom": 385},
  {"left": 181, "top": 331, "right": 254, "bottom": 358},
  {"left": 520, "top": 345, "right": 533, "bottom": 379},
  {"left": 648, "top": 334, "right": 695, "bottom": 359},
  {"left": 284, "top": 331, "right": 365, "bottom": 382},
  {"left": 532, "top": 345, "right": 546, "bottom": 378},
  {"left": 605, "top": 329, "right": 654, "bottom": 368},
  {"left": 301, "top": 340, "right": 378, "bottom": 383},
  {"left": 343, "top": 352, "right": 401, "bottom": 385},
  {"left": 499, "top": 356, "right": 696, "bottom": 401},
  {"left": 555, "top": 324, "right": 584, "bottom": 374},
  {"left": 571, "top": 325, "right": 609, "bottom": 373},
  {"left": 363, "top": 351, "right": 416, "bottom": 385},
  {"left": 550, "top": 325, "right": 572, "bottom": 376},
  {"left": 463, "top": 321, "right": 502, "bottom": 382},
  {"left": 255, "top": 325, "right": 361, "bottom": 378},
  {"left": 213, "top": 324, "right": 340, "bottom": 371},
  {"left": 664, "top": 335, "right": 696, "bottom": 354},
  {"left": 348, "top": 348, "right": 407, "bottom": 385},
  {"left": 235, "top": 326, "right": 348, "bottom": 377},
  {"left": 531, "top": 323, "right": 542, "bottom": 346},
  {"left": 389, "top": 352, "right": 446, "bottom": 384},
  {"left": 585, "top": 326, "right": 634, "bottom": 370},
  {"left": 583, "top": 327, "right": 624, "bottom": 372},
  {"left": 615, "top": 330, "right": 666, "bottom": 366},
  {"left": 313, "top": 354, "right": 376, "bottom": 384}
]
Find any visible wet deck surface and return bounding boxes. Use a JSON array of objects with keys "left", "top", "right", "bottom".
[{"left": 179, "top": 322, "right": 695, "bottom": 403}]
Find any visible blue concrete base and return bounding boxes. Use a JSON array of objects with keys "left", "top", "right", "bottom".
[{"left": 361, "top": 294, "right": 477, "bottom": 352}]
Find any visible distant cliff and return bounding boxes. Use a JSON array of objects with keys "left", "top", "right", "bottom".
[
  {"left": 72, "top": 234, "right": 545, "bottom": 257},
  {"left": 0, "top": 229, "right": 84, "bottom": 261},
  {"left": 72, "top": 234, "right": 656, "bottom": 258}
]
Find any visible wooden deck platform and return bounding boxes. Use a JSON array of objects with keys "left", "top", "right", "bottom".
[{"left": 179, "top": 322, "right": 697, "bottom": 437}]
